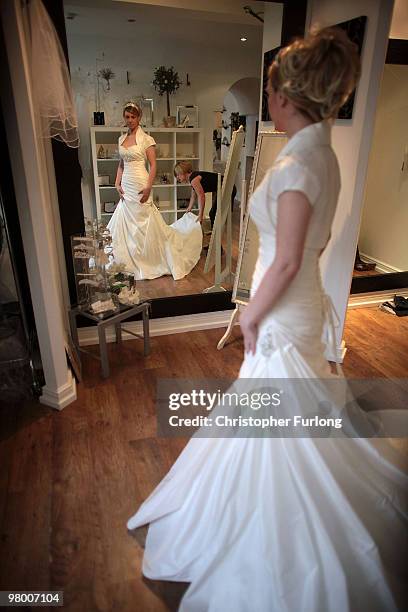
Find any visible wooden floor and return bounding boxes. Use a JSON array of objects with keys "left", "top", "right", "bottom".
[{"left": 0, "top": 306, "right": 407, "bottom": 611}]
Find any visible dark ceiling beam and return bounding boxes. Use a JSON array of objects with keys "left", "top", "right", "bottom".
[
  {"left": 386, "top": 38, "right": 408, "bottom": 64},
  {"left": 281, "top": 0, "right": 308, "bottom": 46}
]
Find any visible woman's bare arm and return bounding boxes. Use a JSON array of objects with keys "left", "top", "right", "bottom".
[
  {"left": 190, "top": 176, "right": 205, "bottom": 222},
  {"left": 186, "top": 188, "right": 196, "bottom": 212}
]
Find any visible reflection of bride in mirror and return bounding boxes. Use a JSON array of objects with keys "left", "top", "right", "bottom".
[{"left": 107, "top": 102, "right": 202, "bottom": 280}]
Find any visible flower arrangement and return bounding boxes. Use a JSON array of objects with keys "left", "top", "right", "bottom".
[
  {"left": 108, "top": 269, "right": 140, "bottom": 305},
  {"left": 152, "top": 66, "right": 182, "bottom": 117},
  {"left": 98, "top": 67, "right": 115, "bottom": 90}
]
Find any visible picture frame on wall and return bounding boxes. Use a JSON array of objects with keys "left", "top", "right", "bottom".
[
  {"left": 176, "top": 105, "right": 199, "bottom": 128},
  {"left": 262, "top": 46, "right": 281, "bottom": 122},
  {"left": 335, "top": 15, "right": 367, "bottom": 120}
]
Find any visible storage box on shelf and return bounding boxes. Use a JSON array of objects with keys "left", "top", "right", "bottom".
[{"left": 90, "top": 127, "right": 203, "bottom": 225}]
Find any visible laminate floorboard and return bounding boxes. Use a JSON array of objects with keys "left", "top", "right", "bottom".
[{"left": 0, "top": 306, "right": 407, "bottom": 611}]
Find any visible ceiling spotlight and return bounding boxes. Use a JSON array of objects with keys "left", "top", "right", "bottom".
[{"left": 240, "top": 37, "right": 247, "bottom": 42}]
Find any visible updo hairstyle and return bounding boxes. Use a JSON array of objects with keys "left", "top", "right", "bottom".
[{"left": 268, "top": 26, "right": 361, "bottom": 122}]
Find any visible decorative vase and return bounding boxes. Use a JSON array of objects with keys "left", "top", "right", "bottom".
[{"left": 164, "top": 116, "right": 176, "bottom": 128}]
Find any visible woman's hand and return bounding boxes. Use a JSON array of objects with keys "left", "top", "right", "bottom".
[
  {"left": 116, "top": 184, "right": 124, "bottom": 197},
  {"left": 138, "top": 187, "right": 151, "bottom": 204},
  {"left": 196, "top": 213, "right": 203, "bottom": 224},
  {"left": 239, "top": 307, "right": 259, "bottom": 355}
]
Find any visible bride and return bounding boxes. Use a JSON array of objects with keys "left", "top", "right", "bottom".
[
  {"left": 126, "top": 29, "right": 407, "bottom": 611},
  {"left": 107, "top": 102, "right": 202, "bottom": 280}
]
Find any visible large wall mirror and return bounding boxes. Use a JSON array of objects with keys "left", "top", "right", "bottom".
[{"left": 61, "top": 0, "right": 272, "bottom": 316}]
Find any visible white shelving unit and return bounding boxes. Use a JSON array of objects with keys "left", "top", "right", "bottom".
[{"left": 90, "top": 126, "right": 204, "bottom": 225}]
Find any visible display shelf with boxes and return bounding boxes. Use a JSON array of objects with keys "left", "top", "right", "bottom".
[{"left": 90, "top": 127, "right": 203, "bottom": 225}]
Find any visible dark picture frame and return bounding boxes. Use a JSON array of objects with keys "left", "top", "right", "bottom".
[
  {"left": 336, "top": 15, "right": 367, "bottom": 119},
  {"left": 261, "top": 46, "right": 281, "bottom": 122}
]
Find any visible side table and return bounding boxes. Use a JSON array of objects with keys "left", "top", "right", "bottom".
[{"left": 69, "top": 301, "right": 150, "bottom": 378}]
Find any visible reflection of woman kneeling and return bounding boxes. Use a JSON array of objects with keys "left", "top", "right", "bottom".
[
  {"left": 107, "top": 103, "right": 202, "bottom": 280},
  {"left": 174, "top": 161, "right": 237, "bottom": 228}
]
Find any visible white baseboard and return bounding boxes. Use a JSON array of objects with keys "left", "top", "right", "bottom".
[
  {"left": 40, "top": 370, "right": 77, "bottom": 410},
  {"left": 348, "top": 288, "right": 408, "bottom": 309},
  {"left": 359, "top": 252, "right": 403, "bottom": 274},
  {"left": 78, "top": 309, "right": 235, "bottom": 346}
]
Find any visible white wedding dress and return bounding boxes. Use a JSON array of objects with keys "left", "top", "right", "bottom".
[
  {"left": 107, "top": 128, "right": 202, "bottom": 280},
  {"left": 127, "top": 122, "right": 407, "bottom": 611}
]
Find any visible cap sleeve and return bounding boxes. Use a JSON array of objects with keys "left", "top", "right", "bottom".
[
  {"left": 143, "top": 133, "right": 156, "bottom": 151},
  {"left": 269, "top": 155, "right": 320, "bottom": 207}
]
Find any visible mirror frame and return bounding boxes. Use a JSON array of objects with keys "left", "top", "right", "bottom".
[{"left": 45, "top": 0, "right": 310, "bottom": 320}]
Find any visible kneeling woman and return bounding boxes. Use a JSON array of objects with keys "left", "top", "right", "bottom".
[{"left": 107, "top": 102, "right": 202, "bottom": 280}]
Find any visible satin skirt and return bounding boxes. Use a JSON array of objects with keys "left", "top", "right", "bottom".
[{"left": 127, "top": 250, "right": 408, "bottom": 611}]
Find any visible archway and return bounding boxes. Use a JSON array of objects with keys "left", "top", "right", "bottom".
[{"left": 217, "top": 77, "right": 261, "bottom": 202}]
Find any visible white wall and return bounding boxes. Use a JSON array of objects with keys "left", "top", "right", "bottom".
[
  {"left": 306, "top": 0, "right": 395, "bottom": 360},
  {"left": 66, "top": 15, "right": 263, "bottom": 217},
  {"left": 359, "top": 64, "right": 408, "bottom": 272}
]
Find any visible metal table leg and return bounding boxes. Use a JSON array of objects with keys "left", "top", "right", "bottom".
[
  {"left": 115, "top": 323, "right": 122, "bottom": 344},
  {"left": 97, "top": 324, "right": 109, "bottom": 378}
]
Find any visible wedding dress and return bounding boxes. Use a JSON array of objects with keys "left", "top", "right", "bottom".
[
  {"left": 127, "top": 122, "right": 407, "bottom": 611},
  {"left": 107, "top": 128, "right": 202, "bottom": 280}
]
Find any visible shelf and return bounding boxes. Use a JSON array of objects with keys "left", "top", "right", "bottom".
[
  {"left": 91, "top": 125, "right": 202, "bottom": 221},
  {"left": 149, "top": 128, "right": 202, "bottom": 132}
]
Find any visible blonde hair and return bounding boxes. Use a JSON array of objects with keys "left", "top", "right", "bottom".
[
  {"left": 268, "top": 26, "right": 361, "bottom": 122},
  {"left": 123, "top": 101, "right": 142, "bottom": 118},
  {"left": 174, "top": 161, "right": 193, "bottom": 177}
]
